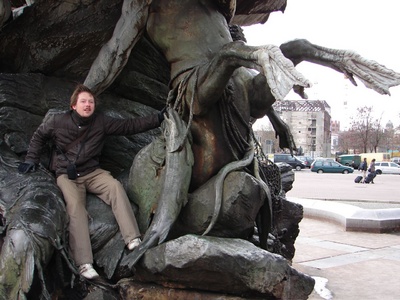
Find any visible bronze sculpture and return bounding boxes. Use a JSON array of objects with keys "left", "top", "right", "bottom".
[
  {"left": 84, "top": 0, "right": 400, "bottom": 266},
  {"left": 1, "top": 0, "right": 400, "bottom": 298}
]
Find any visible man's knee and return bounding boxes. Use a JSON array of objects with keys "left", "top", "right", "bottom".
[
  {"left": 106, "top": 178, "right": 128, "bottom": 202},
  {"left": 108, "top": 176, "right": 123, "bottom": 189}
]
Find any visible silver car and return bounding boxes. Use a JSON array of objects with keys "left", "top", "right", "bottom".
[{"left": 374, "top": 162, "right": 400, "bottom": 175}]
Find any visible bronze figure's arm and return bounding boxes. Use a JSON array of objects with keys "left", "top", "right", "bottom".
[{"left": 280, "top": 39, "right": 400, "bottom": 98}]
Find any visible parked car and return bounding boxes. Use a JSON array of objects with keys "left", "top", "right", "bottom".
[
  {"left": 297, "top": 156, "right": 314, "bottom": 168},
  {"left": 374, "top": 161, "right": 400, "bottom": 174},
  {"left": 390, "top": 157, "right": 400, "bottom": 165},
  {"left": 311, "top": 160, "right": 354, "bottom": 174},
  {"left": 273, "top": 154, "right": 306, "bottom": 171}
]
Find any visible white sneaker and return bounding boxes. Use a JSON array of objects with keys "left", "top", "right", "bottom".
[
  {"left": 127, "top": 237, "right": 141, "bottom": 251},
  {"left": 79, "top": 263, "right": 99, "bottom": 279}
]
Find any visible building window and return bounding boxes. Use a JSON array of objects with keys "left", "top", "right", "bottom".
[{"left": 311, "top": 128, "right": 316, "bottom": 135}]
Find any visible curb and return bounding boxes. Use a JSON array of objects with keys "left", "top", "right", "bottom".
[{"left": 287, "top": 197, "right": 400, "bottom": 233}]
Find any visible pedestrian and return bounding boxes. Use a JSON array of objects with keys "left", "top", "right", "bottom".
[
  {"left": 18, "top": 84, "right": 165, "bottom": 279},
  {"left": 359, "top": 157, "right": 368, "bottom": 183},
  {"left": 368, "top": 158, "right": 376, "bottom": 184}
]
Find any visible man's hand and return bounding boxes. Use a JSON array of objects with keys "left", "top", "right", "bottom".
[{"left": 18, "top": 161, "right": 36, "bottom": 174}]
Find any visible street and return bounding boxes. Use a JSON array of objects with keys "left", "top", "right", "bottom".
[{"left": 287, "top": 169, "right": 400, "bottom": 207}]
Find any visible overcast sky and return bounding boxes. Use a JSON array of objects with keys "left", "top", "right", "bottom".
[{"left": 243, "top": 0, "right": 400, "bottom": 130}]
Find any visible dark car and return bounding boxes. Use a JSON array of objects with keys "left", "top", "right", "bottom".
[
  {"left": 273, "top": 154, "right": 306, "bottom": 171},
  {"left": 297, "top": 156, "right": 314, "bottom": 168},
  {"left": 311, "top": 160, "right": 354, "bottom": 174}
]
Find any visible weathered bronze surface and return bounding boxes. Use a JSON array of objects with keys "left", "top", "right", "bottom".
[{"left": 1, "top": 1, "right": 400, "bottom": 299}]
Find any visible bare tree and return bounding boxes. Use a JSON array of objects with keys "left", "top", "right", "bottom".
[
  {"left": 395, "top": 123, "right": 400, "bottom": 151},
  {"left": 384, "top": 121, "right": 400, "bottom": 153},
  {"left": 368, "top": 114, "right": 384, "bottom": 152},
  {"left": 394, "top": 131, "right": 400, "bottom": 153},
  {"left": 338, "top": 106, "right": 389, "bottom": 153},
  {"left": 338, "top": 129, "right": 359, "bottom": 153},
  {"left": 382, "top": 121, "right": 395, "bottom": 152},
  {"left": 349, "top": 106, "right": 375, "bottom": 153}
]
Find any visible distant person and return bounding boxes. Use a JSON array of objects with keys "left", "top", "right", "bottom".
[
  {"left": 359, "top": 158, "right": 368, "bottom": 182},
  {"left": 18, "top": 84, "right": 165, "bottom": 279},
  {"left": 368, "top": 158, "right": 376, "bottom": 184}
]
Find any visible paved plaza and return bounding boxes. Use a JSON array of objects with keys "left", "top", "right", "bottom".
[
  {"left": 289, "top": 170, "right": 400, "bottom": 206},
  {"left": 288, "top": 170, "right": 400, "bottom": 299}
]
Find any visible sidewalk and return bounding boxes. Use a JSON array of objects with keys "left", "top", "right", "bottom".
[
  {"left": 292, "top": 217, "right": 400, "bottom": 300},
  {"left": 287, "top": 171, "right": 400, "bottom": 299}
]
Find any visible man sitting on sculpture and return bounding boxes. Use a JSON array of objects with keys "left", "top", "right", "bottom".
[{"left": 18, "top": 84, "right": 165, "bottom": 279}]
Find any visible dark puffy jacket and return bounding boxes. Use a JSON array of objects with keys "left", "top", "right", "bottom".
[
  {"left": 359, "top": 161, "right": 367, "bottom": 171},
  {"left": 25, "top": 110, "right": 160, "bottom": 177}
]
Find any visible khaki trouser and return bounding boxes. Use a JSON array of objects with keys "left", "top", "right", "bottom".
[{"left": 57, "top": 168, "right": 140, "bottom": 266}]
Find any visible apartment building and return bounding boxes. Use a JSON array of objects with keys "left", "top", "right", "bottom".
[{"left": 272, "top": 100, "right": 332, "bottom": 158}]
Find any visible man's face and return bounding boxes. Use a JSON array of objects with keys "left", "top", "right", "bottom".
[{"left": 72, "top": 92, "right": 95, "bottom": 118}]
